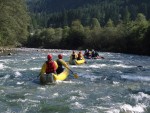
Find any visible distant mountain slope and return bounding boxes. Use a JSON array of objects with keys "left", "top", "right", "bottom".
[
  {"left": 27, "top": 0, "right": 104, "bottom": 13},
  {"left": 27, "top": 0, "right": 150, "bottom": 13},
  {"left": 26, "top": 0, "right": 150, "bottom": 28}
]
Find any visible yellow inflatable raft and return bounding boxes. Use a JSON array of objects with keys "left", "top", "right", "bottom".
[
  {"left": 40, "top": 68, "right": 69, "bottom": 84},
  {"left": 69, "top": 59, "right": 85, "bottom": 65}
]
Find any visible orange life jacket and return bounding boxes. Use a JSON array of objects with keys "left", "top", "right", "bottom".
[{"left": 46, "top": 61, "right": 57, "bottom": 74}]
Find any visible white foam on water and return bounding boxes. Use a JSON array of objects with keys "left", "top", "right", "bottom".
[
  {"left": 117, "top": 70, "right": 123, "bottom": 73},
  {"left": 54, "top": 80, "right": 83, "bottom": 85},
  {"left": 71, "top": 102, "right": 84, "bottom": 109},
  {"left": 86, "top": 107, "right": 100, "bottom": 113},
  {"left": 78, "top": 90, "right": 87, "bottom": 99},
  {"left": 70, "top": 64, "right": 107, "bottom": 69},
  {"left": 70, "top": 65, "right": 82, "bottom": 68},
  {"left": 120, "top": 104, "right": 146, "bottom": 113},
  {"left": 113, "top": 64, "right": 135, "bottom": 68},
  {"left": 4, "top": 74, "right": 10, "bottom": 79},
  {"left": 39, "top": 56, "right": 45, "bottom": 59},
  {"left": 110, "top": 60, "right": 123, "bottom": 63},
  {"left": 37, "top": 95, "right": 48, "bottom": 99},
  {"left": 79, "top": 73, "right": 99, "bottom": 82},
  {"left": 37, "top": 87, "right": 46, "bottom": 91},
  {"left": 61, "top": 53, "right": 68, "bottom": 56},
  {"left": 89, "top": 65, "right": 99, "bottom": 68},
  {"left": 0, "top": 59, "right": 15, "bottom": 63},
  {"left": 106, "top": 109, "right": 120, "bottom": 113},
  {"left": 0, "top": 63, "right": 8, "bottom": 70},
  {"left": 130, "top": 92, "right": 150, "bottom": 103},
  {"left": 0, "top": 90, "right": 4, "bottom": 94},
  {"left": 0, "top": 63, "right": 4, "bottom": 69},
  {"left": 52, "top": 92, "right": 59, "bottom": 98},
  {"left": 112, "top": 81, "right": 120, "bottom": 85},
  {"left": 87, "top": 106, "right": 119, "bottom": 113},
  {"left": 29, "top": 67, "right": 41, "bottom": 70},
  {"left": 69, "top": 90, "right": 87, "bottom": 101},
  {"left": 90, "top": 77, "right": 98, "bottom": 82},
  {"left": 121, "top": 75, "right": 150, "bottom": 82},
  {"left": 89, "top": 64, "right": 107, "bottom": 68},
  {"left": 70, "top": 96, "right": 78, "bottom": 101},
  {"left": 95, "top": 106, "right": 109, "bottom": 110},
  {"left": 72, "top": 63, "right": 135, "bottom": 69},
  {"left": 70, "top": 80, "right": 84, "bottom": 84},
  {"left": 100, "top": 64, "right": 108, "bottom": 67},
  {"left": 13, "top": 68, "right": 27, "bottom": 71},
  {"left": 31, "top": 57, "right": 37, "bottom": 59},
  {"left": 57, "top": 80, "right": 74, "bottom": 84},
  {"left": 85, "top": 69, "right": 90, "bottom": 71},
  {"left": 24, "top": 93, "right": 32, "bottom": 96},
  {"left": 99, "top": 96, "right": 111, "bottom": 101},
  {"left": 9, "top": 98, "right": 40, "bottom": 103},
  {"left": 16, "top": 82, "right": 24, "bottom": 85},
  {"left": 14, "top": 71, "right": 22, "bottom": 77}
]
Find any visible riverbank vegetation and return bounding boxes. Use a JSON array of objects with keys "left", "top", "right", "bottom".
[
  {"left": 0, "top": 0, "right": 150, "bottom": 55},
  {"left": 0, "top": 0, "right": 29, "bottom": 47},
  {"left": 27, "top": 15, "right": 150, "bottom": 55}
]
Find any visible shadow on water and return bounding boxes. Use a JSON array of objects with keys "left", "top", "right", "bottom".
[
  {"left": 32, "top": 78, "right": 41, "bottom": 85},
  {"left": 32, "top": 77, "right": 60, "bottom": 86},
  {"left": 128, "top": 88, "right": 150, "bottom": 95}
]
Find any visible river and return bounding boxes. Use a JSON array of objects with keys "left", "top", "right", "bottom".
[{"left": 0, "top": 48, "right": 150, "bottom": 113}]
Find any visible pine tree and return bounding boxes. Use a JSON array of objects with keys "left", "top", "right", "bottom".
[{"left": 0, "top": 0, "right": 29, "bottom": 46}]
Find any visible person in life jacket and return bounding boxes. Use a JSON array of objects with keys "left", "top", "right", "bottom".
[
  {"left": 94, "top": 51, "right": 104, "bottom": 59},
  {"left": 77, "top": 51, "right": 84, "bottom": 60},
  {"left": 39, "top": 54, "right": 58, "bottom": 76},
  {"left": 91, "top": 49, "right": 96, "bottom": 57},
  {"left": 70, "top": 51, "right": 78, "bottom": 60},
  {"left": 84, "top": 49, "right": 91, "bottom": 58},
  {"left": 56, "top": 54, "right": 69, "bottom": 74}
]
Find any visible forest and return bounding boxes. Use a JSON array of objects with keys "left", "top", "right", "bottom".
[{"left": 0, "top": 0, "right": 150, "bottom": 55}]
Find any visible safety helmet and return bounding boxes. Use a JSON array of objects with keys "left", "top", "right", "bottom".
[
  {"left": 58, "top": 54, "right": 63, "bottom": 59},
  {"left": 47, "top": 54, "right": 52, "bottom": 60}
]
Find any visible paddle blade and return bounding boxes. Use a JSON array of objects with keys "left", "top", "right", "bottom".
[{"left": 74, "top": 74, "right": 79, "bottom": 79}]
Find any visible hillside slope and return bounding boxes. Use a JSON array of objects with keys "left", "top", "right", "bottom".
[{"left": 27, "top": 0, "right": 150, "bottom": 27}]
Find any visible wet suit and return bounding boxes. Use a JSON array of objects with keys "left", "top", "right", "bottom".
[{"left": 56, "top": 59, "right": 69, "bottom": 74}]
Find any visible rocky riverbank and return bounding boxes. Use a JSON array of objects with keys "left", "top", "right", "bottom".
[{"left": 0, "top": 47, "right": 72, "bottom": 56}]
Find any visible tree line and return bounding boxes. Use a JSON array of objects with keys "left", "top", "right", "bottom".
[
  {"left": 27, "top": 14, "right": 150, "bottom": 55},
  {"left": 27, "top": 0, "right": 150, "bottom": 28}
]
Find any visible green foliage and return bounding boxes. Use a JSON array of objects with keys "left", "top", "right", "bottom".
[
  {"left": 91, "top": 18, "right": 101, "bottom": 29},
  {"left": 106, "top": 19, "right": 114, "bottom": 27},
  {"left": 66, "top": 30, "right": 86, "bottom": 49},
  {"left": 0, "top": 0, "right": 30, "bottom": 46},
  {"left": 27, "top": 14, "right": 150, "bottom": 55},
  {"left": 71, "top": 20, "right": 84, "bottom": 32},
  {"left": 27, "top": 0, "right": 150, "bottom": 28},
  {"left": 143, "top": 25, "right": 150, "bottom": 55}
]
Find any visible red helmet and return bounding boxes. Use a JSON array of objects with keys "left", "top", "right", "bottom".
[
  {"left": 47, "top": 54, "right": 52, "bottom": 60},
  {"left": 58, "top": 54, "right": 63, "bottom": 59}
]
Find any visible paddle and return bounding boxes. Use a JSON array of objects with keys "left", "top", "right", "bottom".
[{"left": 66, "top": 67, "right": 79, "bottom": 79}]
